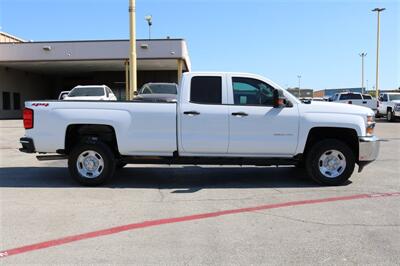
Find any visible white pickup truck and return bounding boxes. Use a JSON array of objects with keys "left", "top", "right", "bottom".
[
  {"left": 377, "top": 92, "right": 400, "bottom": 122},
  {"left": 20, "top": 72, "right": 379, "bottom": 186},
  {"left": 331, "top": 92, "right": 378, "bottom": 113}
]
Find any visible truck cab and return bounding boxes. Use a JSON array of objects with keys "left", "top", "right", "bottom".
[{"left": 178, "top": 72, "right": 299, "bottom": 156}]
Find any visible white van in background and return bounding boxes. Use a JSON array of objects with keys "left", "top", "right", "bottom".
[
  {"left": 58, "top": 91, "right": 70, "bottom": 100},
  {"left": 63, "top": 85, "right": 117, "bottom": 101}
]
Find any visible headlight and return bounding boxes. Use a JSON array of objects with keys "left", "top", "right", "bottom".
[{"left": 366, "top": 115, "right": 375, "bottom": 136}]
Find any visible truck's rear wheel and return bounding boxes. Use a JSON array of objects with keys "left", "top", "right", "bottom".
[
  {"left": 306, "top": 139, "right": 355, "bottom": 186},
  {"left": 116, "top": 160, "right": 127, "bottom": 169},
  {"left": 68, "top": 142, "right": 116, "bottom": 186}
]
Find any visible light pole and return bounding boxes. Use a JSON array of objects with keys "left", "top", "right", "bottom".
[
  {"left": 297, "top": 75, "right": 301, "bottom": 98},
  {"left": 359, "top": 52, "right": 367, "bottom": 94},
  {"left": 145, "top": 15, "right": 152, "bottom": 40},
  {"left": 128, "top": 0, "right": 137, "bottom": 100},
  {"left": 372, "top": 7, "right": 385, "bottom": 98}
]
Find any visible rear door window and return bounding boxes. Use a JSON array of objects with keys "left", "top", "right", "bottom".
[{"left": 190, "top": 76, "right": 222, "bottom": 104}]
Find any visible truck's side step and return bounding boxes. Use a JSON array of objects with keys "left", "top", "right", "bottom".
[
  {"left": 121, "top": 156, "right": 298, "bottom": 166},
  {"left": 36, "top": 155, "right": 68, "bottom": 161}
]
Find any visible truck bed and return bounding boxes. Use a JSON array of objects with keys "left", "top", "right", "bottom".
[{"left": 24, "top": 100, "right": 177, "bottom": 155}]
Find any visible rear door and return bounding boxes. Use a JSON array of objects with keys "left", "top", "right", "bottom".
[
  {"left": 179, "top": 74, "right": 229, "bottom": 154},
  {"left": 226, "top": 75, "right": 299, "bottom": 156}
]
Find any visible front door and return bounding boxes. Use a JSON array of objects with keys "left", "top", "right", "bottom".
[{"left": 227, "top": 76, "right": 299, "bottom": 156}]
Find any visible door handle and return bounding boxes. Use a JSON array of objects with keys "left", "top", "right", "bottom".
[
  {"left": 183, "top": 111, "right": 200, "bottom": 116},
  {"left": 231, "top": 112, "right": 248, "bottom": 117},
  {"left": 362, "top": 101, "right": 367, "bottom": 104}
]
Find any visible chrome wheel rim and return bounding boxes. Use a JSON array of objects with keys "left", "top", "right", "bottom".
[
  {"left": 318, "top": 150, "right": 346, "bottom": 178},
  {"left": 76, "top": 150, "right": 104, "bottom": 178}
]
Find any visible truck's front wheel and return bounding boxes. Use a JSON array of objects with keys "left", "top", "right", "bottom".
[
  {"left": 306, "top": 139, "right": 355, "bottom": 186},
  {"left": 68, "top": 142, "right": 116, "bottom": 186},
  {"left": 387, "top": 108, "right": 394, "bottom": 122}
]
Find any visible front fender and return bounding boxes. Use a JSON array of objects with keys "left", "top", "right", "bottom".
[{"left": 296, "top": 113, "right": 365, "bottom": 154}]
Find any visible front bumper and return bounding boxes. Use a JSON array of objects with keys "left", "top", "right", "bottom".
[
  {"left": 394, "top": 110, "right": 400, "bottom": 117},
  {"left": 19, "top": 137, "right": 36, "bottom": 153},
  {"left": 358, "top": 136, "right": 380, "bottom": 172},
  {"left": 359, "top": 136, "right": 380, "bottom": 161}
]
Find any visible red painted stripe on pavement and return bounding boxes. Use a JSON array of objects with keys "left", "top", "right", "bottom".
[{"left": 1, "top": 192, "right": 398, "bottom": 258}]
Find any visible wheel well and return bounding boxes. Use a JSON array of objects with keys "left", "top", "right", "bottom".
[
  {"left": 65, "top": 124, "right": 119, "bottom": 156},
  {"left": 304, "top": 127, "right": 359, "bottom": 161}
]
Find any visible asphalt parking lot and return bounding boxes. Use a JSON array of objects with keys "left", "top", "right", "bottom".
[{"left": 0, "top": 119, "right": 399, "bottom": 265}]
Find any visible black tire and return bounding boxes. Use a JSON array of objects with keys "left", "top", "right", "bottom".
[
  {"left": 294, "top": 160, "right": 305, "bottom": 169},
  {"left": 305, "top": 139, "right": 355, "bottom": 186},
  {"left": 68, "top": 142, "right": 116, "bottom": 186},
  {"left": 116, "top": 160, "right": 127, "bottom": 169},
  {"left": 387, "top": 109, "right": 394, "bottom": 122}
]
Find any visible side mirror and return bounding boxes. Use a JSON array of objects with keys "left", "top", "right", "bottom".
[{"left": 273, "top": 89, "right": 284, "bottom": 108}]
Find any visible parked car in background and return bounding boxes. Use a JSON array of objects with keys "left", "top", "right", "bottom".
[
  {"left": 377, "top": 92, "right": 400, "bottom": 122},
  {"left": 331, "top": 92, "right": 377, "bottom": 113},
  {"left": 58, "top": 91, "right": 70, "bottom": 100},
  {"left": 63, "top": 85, "right": 117, "bottom": 101},
  {"left": 134, "top": 83, "right": 178, "bottom": 102}
]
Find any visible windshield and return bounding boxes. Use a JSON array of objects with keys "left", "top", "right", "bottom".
[
  {"left": 69, "top": 87, "right": 105, "bottom": 97},
  {"left": 139, "top": 84, "right": 177, "bottom": 95},
  {"left": 389, "top": 94, "right": 400, "bottom": 101}
]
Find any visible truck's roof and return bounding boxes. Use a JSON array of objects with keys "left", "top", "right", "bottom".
[{"left": 184, "top": 71, "right": 259, "bottom": 76}]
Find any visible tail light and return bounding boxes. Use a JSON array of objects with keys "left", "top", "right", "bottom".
[{"left": 23, "top": 108, "right": 34, "bottom": 129}]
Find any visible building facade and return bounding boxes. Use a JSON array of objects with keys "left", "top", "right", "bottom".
[
  {"left": 287, "top": 88, "right": 313, "bottom": 98},
  {"left": 0, "top": 34, "right": 191, "bottom": 119},
  {"left": 0, "top": 31, "right": 24, "bottom": 43}
]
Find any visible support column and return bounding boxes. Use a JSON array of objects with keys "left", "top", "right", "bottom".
[
  {"left": 177, "top": 59, "right": 183, "bottom": 84},
  {"left": 129, "top": 0, "right": 137, "bottom": 100},
  {"left": 125, "top": 60, "right": 129, "bottom": 100}
]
